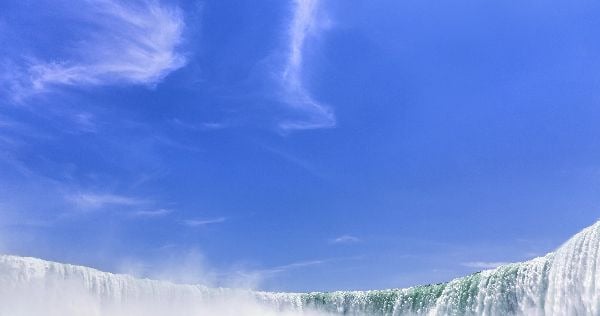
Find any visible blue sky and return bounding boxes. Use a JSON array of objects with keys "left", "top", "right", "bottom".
[{"left": 2, "top": 0, "right": 600, "bottom": 292}]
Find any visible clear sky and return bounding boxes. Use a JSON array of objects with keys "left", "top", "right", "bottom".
[{"left": 2, "top": 0, "right": 600, "bottom": 292}]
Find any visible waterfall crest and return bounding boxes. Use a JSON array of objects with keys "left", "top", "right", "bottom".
[{"left": 3, "top": 221, "right": 600, "bottom": 315}]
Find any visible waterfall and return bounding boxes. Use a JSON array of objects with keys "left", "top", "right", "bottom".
[{"left": 2, "top": 221, "right": 600, "bottom": 315}]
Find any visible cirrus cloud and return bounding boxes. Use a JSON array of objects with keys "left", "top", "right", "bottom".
[
  {"left": 5, "top": 0, "right": 186, "bottom": 100},
  {"left": 278, "top": 0, "right": 335, "bottom": 131},
  {"left": 329, "top": 235, "right": 361, "bottom": 245}
]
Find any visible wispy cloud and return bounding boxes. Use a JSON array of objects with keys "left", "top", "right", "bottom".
[
  {"left": 71, "top": 113, "right": 98, "bottom": 133},
  {"left": 260, "top": 259, "right": 325, "bottom": 275},
  {"left": 182, "top": 217, "right": 228, "bottom": 227},
  {"left": 461, "top": 261, "right": 510, "bottom": 269},
  {"left": 131, "top": 208, "right": 173, "bottom": 218},
  {"left": 68, "top": 192, "right": 148, "bottom": 210},
  {"left": 7, "top": 0, "right": 186, "bottom": 99},
  {"left": 239, "top": 255, "right": 363, "bottom": 282},
  {"left": 0, "top": 116, "right": 33, "bottom": 156},
  {"left": 329, "top": 234, "right": 361, "bottom": 244},
  {"left": 230, "top": 259, "right": 327, "bottom": 283},
  {"left": 278, "top": 0, "right": 335, "bottom": 131},
  {"left": 169, "top": 118, "right": 227, "bottom": 131},
  {"left": 260, "top": 144, "right": 325, "bottom": 179}
]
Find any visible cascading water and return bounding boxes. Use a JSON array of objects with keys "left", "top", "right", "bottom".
[{"left": 2, "top": 221, "right": 600, "bottom": 315}]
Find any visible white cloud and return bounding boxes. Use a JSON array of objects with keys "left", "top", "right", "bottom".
[
  {"left": 230, "top": 259, "right": 327, "bottom": 284},
  {"left": 9, "top": 0, "right": 186, "bottom": 98},
  {"left": 329, "top": 235, "right": 361, "bottom": 244},
  {"left": 182, "top": 217, "right": 227, "bottom": 227},
  {"left": 169, "top": 118, "right": 227, "bottom": 131},
  {"left": 271, "top": 259, "right": 324, "bottom": 271},
  {"left": 238, "top": 256, "right": 362, "bottom": 282},
  {"left": 131, "top": 208, "right": 173, "bottom": 218},
  {"left": 259, "top": 259, "right": 325, "bottom": 275},
  {"left": 68, "top": 193, "right": 148, "bottom": 210},
  {"left": 461, "top": 261, "right": 510, "bottom": 269},
  {"left": 279, "top": 0, "right": 335, "bottom": 131}
]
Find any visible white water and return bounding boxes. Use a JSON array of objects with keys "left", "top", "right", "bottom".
[
  {"left": 2, "top": 221, "right": 600, "bottom": 315},
  {"left": 0, "top": 254, "right": 331, "bottom": 316}
]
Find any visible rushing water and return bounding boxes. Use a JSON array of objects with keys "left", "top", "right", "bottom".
[{"left": 2, "top": 221, "right": 600, "bottom": 315}]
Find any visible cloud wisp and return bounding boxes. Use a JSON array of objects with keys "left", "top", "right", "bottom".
[
  {"left": 7, "top": 0, "right": 186, "bottom": 99},
  {"left": 329, "top": 235, "right": 361, "bottom": 245},
  {"left": 132, "top": 208, "right": 173, "bottom": 218},
  {"left": 278, "top": 0, "right": 335, "bottom": 131},
  {"left": 461, "top": 261, "right": 510, "bottom": 269},
  {"left": 68, "top": 192, "right": 148, "bottom": 210},
  {"left": 259, "top": 259, "right": 325, "bottom": 276},
  {"left": 182, "top": 217, "right": 228, "bottom": 227},
  {"left": 66, "top": 192, "right": 179, "bottom": 220}
]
